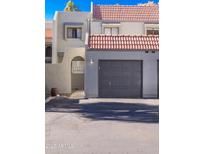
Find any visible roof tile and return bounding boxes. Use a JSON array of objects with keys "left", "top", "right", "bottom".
[
  {"left": 45, "top": 29, "right": 52, "bottom": 39},
  {"left": 93, "top": 4, "right": 159, "bottom": 22},
  {"left": 88, "top": 35, "right": 159, "bottom": 51}
]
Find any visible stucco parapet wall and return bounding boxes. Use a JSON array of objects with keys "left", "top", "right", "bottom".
[
  {"left": 54, "top": 11, "right": 91, "bottom": 19},
  {"left": 52, "top": 11, "right": 91, "bottom": 62}
]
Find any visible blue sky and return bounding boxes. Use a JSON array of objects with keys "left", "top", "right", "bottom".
[{"left": 46, "top": 0, "right": 159, "bottom": 20}]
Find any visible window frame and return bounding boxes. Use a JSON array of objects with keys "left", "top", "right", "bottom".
[
  {"left": 147, "top": 29, "right": 159, "bottom": 35},
  {"left": 104, "top": 27, "right": 119, "bottom": 35},
  {"left": 145, "top": 24, "right": 159, "bottom": 36},
  {"left": 64, "top": 25, "right": 83, "bottom": 40}
]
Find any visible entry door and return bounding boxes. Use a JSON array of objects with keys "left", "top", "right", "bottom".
[{"left": 99, "top": 60, "right": 142, "bottom": 98}]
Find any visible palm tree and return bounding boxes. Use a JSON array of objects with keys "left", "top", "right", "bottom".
[{"left": 64, "top": 0, "right": 80, "bottom": 12}]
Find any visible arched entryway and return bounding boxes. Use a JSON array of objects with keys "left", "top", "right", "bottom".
[{"left": 71, "top": 56, "right": 85, "bottom": 91}]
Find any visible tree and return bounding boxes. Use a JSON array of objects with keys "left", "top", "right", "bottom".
[{"left": 64, "top": 0, "right": 80, "bottom": 12}]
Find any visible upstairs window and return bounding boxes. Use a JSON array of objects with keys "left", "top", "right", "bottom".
[
  {"left": 147, "top": 29, "right": 159, "bottom": 35},
  {"left": 104, "top": 27, "right": 119, "bottom": 35},
  {"left": 67, "top": 27, "right": 82, "bottom": 39}
]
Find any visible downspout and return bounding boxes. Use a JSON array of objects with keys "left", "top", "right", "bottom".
[
  {"left": 91, "top": 1, "right": 93, "bottom": 17},
  {"left": 89, "top": 1, "right": 93, "bottom": 34}
]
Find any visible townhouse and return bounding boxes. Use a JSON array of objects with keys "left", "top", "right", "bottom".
[{"left": 45, "top": 2, "right": 159, "bottom": 98}]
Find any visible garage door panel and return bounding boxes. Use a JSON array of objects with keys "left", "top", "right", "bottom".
[
  {"left": 99, "top": 60, "right": 142, "bottom": 98},
  {"left": 109, "top": 89, "right": 141, "bottom": 98}
]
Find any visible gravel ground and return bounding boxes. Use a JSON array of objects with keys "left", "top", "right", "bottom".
[{"left": 45, "top": 98, "right": 159, "bottom": 154}]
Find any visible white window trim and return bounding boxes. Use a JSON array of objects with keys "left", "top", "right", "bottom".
[
  {"left": 102, "top": 23, "right": 120, "bottom": 35},
  {"left": 103, "top": 27, "right": 120, "bottom": 35},
  {"left": 145, "top": 24, "right": 159, "bottom": 35}
]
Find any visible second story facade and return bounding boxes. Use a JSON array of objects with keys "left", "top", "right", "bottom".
[
  {"left": 51, "top": 1, "right": 159, "bottom": 63},
  {"left": 52, "top": 12, "right": 91, "bottom": 63},
  {"left": 90, "top": 2, "right": 159, "bottom": 35}
]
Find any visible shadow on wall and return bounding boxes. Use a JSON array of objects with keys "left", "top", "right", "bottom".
[{"left": 45, "top": 97, "right": 159, "bottom": 123}]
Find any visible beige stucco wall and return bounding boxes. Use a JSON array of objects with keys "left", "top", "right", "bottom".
[
  {"left": 45, "top": 63, "right": 69, "bottom": 94},
  {"left": 85, "top": 51, "right": 159, "bottom": 98},
  {"left": 45, "top": 48, "right": 85, "bottom": 94},
  {"left": 45, "top": 20, "right": 53, "bottom": 29},
  {"left": 52, "top": 12, "right": 91, "bottom": 63}
]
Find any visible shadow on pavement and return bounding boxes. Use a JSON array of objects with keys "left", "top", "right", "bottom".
[{"left": 45, "top": 97, "right": 159, "bottom": 123}]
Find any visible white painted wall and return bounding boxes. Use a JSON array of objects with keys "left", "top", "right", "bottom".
[{"left": 85, "top": 51, "right": 159, "bottom": 98}]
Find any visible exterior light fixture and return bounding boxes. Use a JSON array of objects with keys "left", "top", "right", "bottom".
[{"left": 90, "top": 58, "right": 94, "bottom": 64}]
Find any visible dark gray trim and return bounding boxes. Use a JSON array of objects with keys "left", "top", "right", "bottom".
[
  {"left": 63, "top": 22, "right": 84, "bottom": 26},
  {"left": 63, "top": 24, "right": 83, "bottom": 40},
  {"left": 102, "top": 21, "right": 121, "bottom": 24},
  {"left": 57, "top": 52, "right": 64, "bottom": 57},
  {"left": 141, "top": 97, "right": 159, "bottom": 99}
]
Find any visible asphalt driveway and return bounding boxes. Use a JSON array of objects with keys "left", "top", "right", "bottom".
[{"left": 45, "top": 98, "right": 159, "bottom": 154}]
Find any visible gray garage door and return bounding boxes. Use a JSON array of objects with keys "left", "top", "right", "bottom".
[{"left": 99, "top": 60, "right": 142, "bottom": 98}]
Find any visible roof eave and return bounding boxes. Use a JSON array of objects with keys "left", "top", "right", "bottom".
[
  {"left": 92, "top": 18, "right": 159, "bottom": 23},
  {"left": 87, "top": 48, "right": 159, "bottom": 52}
]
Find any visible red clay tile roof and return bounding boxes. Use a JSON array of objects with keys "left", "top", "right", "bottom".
[
  {"left": 45, "top": 29, "right": 52, "bottom": 39},
  {"left": 93, "top": 4, "right": 159, "bottom": 22},
  {"left": 88, "top": 35, "right": 159, "bottom": 51}
]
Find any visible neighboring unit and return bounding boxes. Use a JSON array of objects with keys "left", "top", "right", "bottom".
[{"left": 45, "top": 20, "right": 53, "bottom": 63}]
